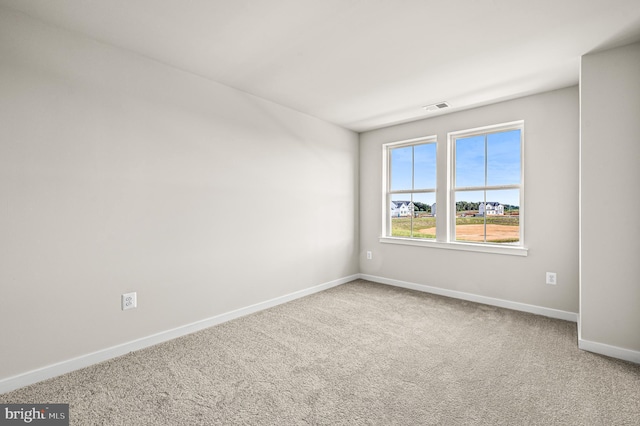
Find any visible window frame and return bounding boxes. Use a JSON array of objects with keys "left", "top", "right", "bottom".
[
  {"left": 382, "top": 136, "right": 437, "bottom": 239},
  {"left": 448, "top": 120, "right": 525, "bottom": 248}
]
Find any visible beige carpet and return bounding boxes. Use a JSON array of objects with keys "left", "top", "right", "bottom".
[{"left": 2, "top": 280, "right": 639, "bottom": 425}]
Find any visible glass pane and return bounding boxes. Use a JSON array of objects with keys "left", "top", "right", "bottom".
[
  {"left": 390, "top": 194, "right": 414, "bottom": 237},
  {"left": 455, "top": 190, "right": 485, "bottom": 242},
  {"left": 455, "top": 135, "right": 485, "bottom": 187},
  {"left": 411, "top": 193, "right": 436, "bottom": 239},
  {"left": 414, "top": 143, "right": 436, "bottom": 190},
  {"left": 484, "top": 190, "right": 520, "bottom": 244},
  {"left": 390, "top": 146, "right": 413, "bottom": 191},
  {"left": 487, "top": 130, "right": 521, "bottom": 186}
]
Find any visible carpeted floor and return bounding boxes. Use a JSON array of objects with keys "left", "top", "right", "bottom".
[{"left": 2, "top": 280, "right": 639, "bottom": 425}]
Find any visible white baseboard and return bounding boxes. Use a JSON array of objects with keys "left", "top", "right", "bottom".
[
  {"left": 0, "top": 274, "right": 359, "bottom": 395},
  {"left": 578, "top": 338, "right": 640, "bottom": 364},
  {"left": 359, "top": 273, "right": 579, "bottom": 322}
]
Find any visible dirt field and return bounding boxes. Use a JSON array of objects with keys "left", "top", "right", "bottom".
[{"left": 418, "top": 224, "right": 519, "bottom": 242}]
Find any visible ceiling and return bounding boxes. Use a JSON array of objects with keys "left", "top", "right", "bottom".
[{"left": 2, "top": 0, "right": 640, "bottom": 132}]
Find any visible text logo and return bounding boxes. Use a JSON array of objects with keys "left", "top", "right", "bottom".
[{"left": 0, "top": 405, "right": 68, "bottom": 425}]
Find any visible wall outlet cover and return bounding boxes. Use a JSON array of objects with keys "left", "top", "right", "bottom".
[{"left": 122, "top": 292, "right": 137, "bottom": 310}]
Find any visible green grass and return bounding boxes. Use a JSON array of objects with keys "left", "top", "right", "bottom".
[
  {"left": 455, "top": 216, "right": 519, "bottom": 226},
  {"left": 391, "top": 216, "right": 436, "bottom": 238}
]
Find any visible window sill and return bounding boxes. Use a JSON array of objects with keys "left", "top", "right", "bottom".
[{"left": 379, "top": 237, "right": 528, "bottom": 256}]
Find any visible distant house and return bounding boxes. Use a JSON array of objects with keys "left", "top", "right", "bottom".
[
  {"left": 479, "top": 202, "right": 504, "bottom": 216},
  {"left": 431, "top": 203, "right": 436, "bottom": 217},
  {"left": 390, "top": 200, "right": 414, "bottom": 217}
]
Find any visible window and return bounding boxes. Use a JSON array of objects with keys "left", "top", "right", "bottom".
[
  {"left": 381, "top": 121, "right": 525, "bottom": 256},
  {"left": 450, "top": 121, "right": 523, "bottom": 246},
  {"left": 383, "top": 136, "right": 437, "bottom": 239}
]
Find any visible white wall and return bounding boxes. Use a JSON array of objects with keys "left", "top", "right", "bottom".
[
  {"left": 0, "top": 7, "right": 358, "bottom": 382},
  {"left": 580, "top": 42, "right": 640, "bottom": 358},
  {"left": 360, "top": 87, "right": 579, "bottom": 313}
]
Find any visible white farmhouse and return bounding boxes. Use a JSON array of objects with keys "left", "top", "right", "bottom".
[
  {"left": 479, "top": 202, "right": 504, "bottom": 216},
  {"left": 390, "top": 200, "right": 414, "bottom": 217}
]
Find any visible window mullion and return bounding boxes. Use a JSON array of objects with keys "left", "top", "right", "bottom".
[
  {"left": 411, "top": 146, "right": 415, "bottom": 237},
  {"left": 484, "top": 134, "right": 488, "bottom": 243}
]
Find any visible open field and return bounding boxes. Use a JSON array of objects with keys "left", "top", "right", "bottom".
[
  {"left": 418, "top": 224, "right": 519, "bottom": 243},
  {"left": 391, "top": 215, "right": 519, "bottom": 243}
]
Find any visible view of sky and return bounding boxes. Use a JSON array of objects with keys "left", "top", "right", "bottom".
[
  {"left": 456, "top": 129, "right": 521, "bottom": 207},
  {"left": 390, "top": 143, "right": 437, "bottom": 191},
  {"left": 390, "top": 130, "right": 521, "bottom": 208}
]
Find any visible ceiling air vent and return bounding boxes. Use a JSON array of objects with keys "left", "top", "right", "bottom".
[{"left": 423, "top": 101, "right": 450, "bottom": 112}]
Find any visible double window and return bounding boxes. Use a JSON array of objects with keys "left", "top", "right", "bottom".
[{"left": 382, "top": 121, "right": 524, "bottom": 254}]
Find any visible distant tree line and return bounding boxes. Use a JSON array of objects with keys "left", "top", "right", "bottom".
[
  {"left": 408, "top": 201, "right": 519, "bottom": 213},
  {"left": 413, "top": 202, "right": 432, "bottom": 213},
  {"left": 456, "top": 201, "right": 480, "bottom": 212},
  {"left": 455, "top": 201, "right": 519, "bottom": 212}
]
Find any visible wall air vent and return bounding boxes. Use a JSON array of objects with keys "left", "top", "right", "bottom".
[{"left": 423, "top": 101, "right": 450, "bottom": 112}]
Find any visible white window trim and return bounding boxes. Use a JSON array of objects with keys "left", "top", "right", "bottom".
[
  {"left": 379, "top": 237, "right": 528, "bottom": 256},
  {"left": 380, "top": 121, "right": 527, "bottom": 257}
]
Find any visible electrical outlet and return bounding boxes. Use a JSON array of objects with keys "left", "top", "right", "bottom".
[
  {"left": 122, "top": 292, "right": 137, "bottom": 310},
  {"left": 366, "top": 251, "right": 372, "bottom": 260},
  {"left": 546, "top": 272, "right": 557, "bottom": 285}
]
